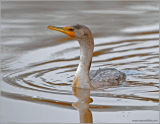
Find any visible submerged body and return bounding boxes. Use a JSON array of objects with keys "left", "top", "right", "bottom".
[
  {"left": 90, "top": 68, "right": 126, "bottom": 88},
  {"left": 48, "top": 24, "right": 126, "bottom": 89}
]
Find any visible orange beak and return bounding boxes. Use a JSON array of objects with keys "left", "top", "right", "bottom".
[{"left": 48, "top": 26, "right": 76, "bottom": 38}]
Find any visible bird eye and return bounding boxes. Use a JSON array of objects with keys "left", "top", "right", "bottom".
[{"left": 69, "top": 28, "right": 74, "bottom": 31}]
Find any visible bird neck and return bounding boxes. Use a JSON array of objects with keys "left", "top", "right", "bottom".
[{"left": 74, "top": 37, "right": 94, "bottom": 89}]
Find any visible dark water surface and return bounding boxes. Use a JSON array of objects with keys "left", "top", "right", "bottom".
[{"left": 1, "top": 1, "right": 159, "bottom": 123}]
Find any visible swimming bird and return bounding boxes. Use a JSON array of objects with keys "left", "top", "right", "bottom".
[{"left": 48, "top": 24, "right": 126, "bottom": 89}]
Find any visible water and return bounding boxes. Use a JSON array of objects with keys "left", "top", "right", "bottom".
[{"left": 1, "top": 1, "right": 159, "bottom": 123}]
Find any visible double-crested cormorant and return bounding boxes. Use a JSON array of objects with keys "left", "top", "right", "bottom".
[{"left": 48, "top": 24, "right": 126, "bottom": 89}]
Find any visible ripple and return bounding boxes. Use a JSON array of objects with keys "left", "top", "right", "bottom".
[
  {"left": 1, "top": 91, "right": 159, "bottom": 111},
  {"left": 3, "top": 23, "right": 159, "bottom": 104}
]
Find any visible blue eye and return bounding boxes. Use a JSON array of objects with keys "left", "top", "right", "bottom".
[{"left": 69, "top": 28, "right": 74, "bottom": 31}]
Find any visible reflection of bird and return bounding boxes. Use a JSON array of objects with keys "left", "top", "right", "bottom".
[
  {"left": 48, "top": 24, "right": 126, "bottom": 89},
  {"left": 72, "top": 87, "right": 93, "bottom": 123}
]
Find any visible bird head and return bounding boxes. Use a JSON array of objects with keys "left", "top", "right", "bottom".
[{"left": 48, "top": 24, "right": 92, "bottom": 40}]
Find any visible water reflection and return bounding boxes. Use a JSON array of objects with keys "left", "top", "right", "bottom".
[{"left": 72, "top": 87, "right": 93, "bottom": 123}]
